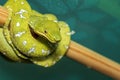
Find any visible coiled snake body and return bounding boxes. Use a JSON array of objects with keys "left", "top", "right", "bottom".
[{"left": 0, "top": 0, "right": 70, "bottom": 67}]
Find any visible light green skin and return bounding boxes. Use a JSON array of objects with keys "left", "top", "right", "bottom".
[
  {"left": 3, "top": 0, "right": 31, "bottom": 61},
  {"left": 5, "top": 0, "right": 56, "bottom": 58},
  {"left": 0, "top": 0, "right": 71, "bottom": 67},
  {"left": 0, "top": 28, "right": 24, "bottom": 62},
  {"left": 0, "top": 3, "right": 27, "bottom": 62}
]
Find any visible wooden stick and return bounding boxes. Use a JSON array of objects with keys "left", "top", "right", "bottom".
[
  {"left": 0, "top": 7, "right": 8, "bottom": 26},
  {"left": 0, "top": 6, "right": 120, "bottom": 79},
  {"left": 67, "top": 41, "right": 120, "bottom": 79}
]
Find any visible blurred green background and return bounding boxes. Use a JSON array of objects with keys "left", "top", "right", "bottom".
[{"left": 0, "top": 0, "right": 120, "bottom": 80}]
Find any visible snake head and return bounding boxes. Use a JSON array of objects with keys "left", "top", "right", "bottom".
[{"left": 29, "top": 16, "right": 61, "bottom": 43}]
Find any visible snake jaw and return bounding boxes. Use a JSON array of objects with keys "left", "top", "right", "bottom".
[
  {"left": 44, "top": 34, "right": 61, "bottom": 43},
  {"left": 35, "top": 31, "right": 61, "bottom": 44}
]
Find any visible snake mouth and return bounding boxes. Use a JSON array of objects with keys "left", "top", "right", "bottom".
[{"left": 40, "top": 33, "right": 61, "bottom": 43}]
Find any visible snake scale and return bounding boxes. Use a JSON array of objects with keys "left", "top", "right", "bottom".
[{"left": 0, "top": 0, "right": 70, "bottom": 67}]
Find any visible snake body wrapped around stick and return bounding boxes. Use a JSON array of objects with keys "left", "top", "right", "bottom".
[{"left": 0, "top": 0, "right": 71, "bottom": 67}]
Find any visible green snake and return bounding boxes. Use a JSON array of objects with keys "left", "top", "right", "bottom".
[{"left": 0, "top": 0, "right": 70, "bottom": 67}]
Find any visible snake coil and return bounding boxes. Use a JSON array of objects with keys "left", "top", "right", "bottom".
[{"left": 0, "top": 0, "right": 70, "bottom": 67}]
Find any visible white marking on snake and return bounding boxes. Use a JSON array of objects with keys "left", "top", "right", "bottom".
[
  {"left": 8, "top": 41, "right": 12, "bottom": 44},
  {"left": 3, "top": 53, "right": 6, "bottom": 55},
  {"left": 53, "top": 61, "right": 56, "bottom": 64},
  {"left": 67, "top": 30, "right": 75, "bottom": 35},
  {"left": 16, "top": 22, "right": 20, "bottom": 27},
  {"left": 23, "top": 40, "right": 27, "bottom": 46},
  {"left": 20, "top": 14, "right": 26, "bottom": 19},
  {"left": 15, "top": 31, "right": 25, "bottom": 37},
  {"left": 54, "top": 20, "right": 58, "bottom": 22},
  {"left": 58, "top": 55, "right": 63, "bottom": 59},
  {"left": 45, "top": 64, "right": 49, "bottom": 67},
  {"left": 64, "top": 45, "right": 69, "bottom": 49},
  {"left": 41, "top": 49, "right": 51, "bottom": 55},
  {"left": 6, "top": 6, "right": 12, "bottom": 11},
  {"left": 28, "top": 47, "right": 35, "bottom": 54},
  {"left": 21, "top": 2, "right": 24, "bottom": 4},
  {"left": 15, "top": 9, "right": 27, "bottom": 19}
]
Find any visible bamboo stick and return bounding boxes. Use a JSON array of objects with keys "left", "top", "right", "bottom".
[
  {"left": 0, "top": 6, "right": 120, "bottom": 79},
  {"left": 0, "top": 7, "right": 8, "bottom": 25},
  {"left": 67, "top": 41, "right": 120, "bottom": 79}
]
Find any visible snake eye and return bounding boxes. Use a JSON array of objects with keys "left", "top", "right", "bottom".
[{"left": 44, "top": 30, "right": 47, "bottom": 33}]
